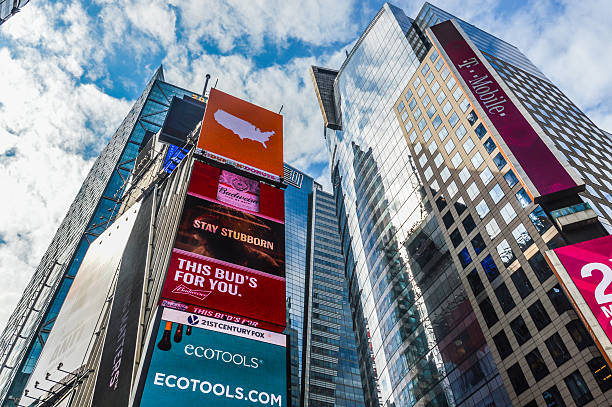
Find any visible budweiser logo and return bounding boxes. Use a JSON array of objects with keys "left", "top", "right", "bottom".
[{"left": 172, "top": 285, "right": 212, "bottom": 301}]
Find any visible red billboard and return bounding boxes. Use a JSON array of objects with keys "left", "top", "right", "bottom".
[
  {"left": 546, "top": 235, "right": 612, "bottom": 366},
  {"left": 160, "top": 161, "right": 285, "bottom": 330},
  {"left": 197, "top": 88, "right": 283, "bottom": 181},
  {"left": 428, "top": 20, "right": 582, "bottom": 201}
]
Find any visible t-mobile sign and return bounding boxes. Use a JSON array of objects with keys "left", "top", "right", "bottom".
[
  {"left": 429, "top": 20, "right": 581, "bottom": 200},
  {"left": 546, "top": 235, "right": 612, "bottom": 362}
]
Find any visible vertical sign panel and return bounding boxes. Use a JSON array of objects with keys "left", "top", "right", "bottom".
[
  {"left": 197, "top": 88, "right": 283, "bottom": 181},
  {"left": 138, "top": 308, "right": 287, "bottom": 407},
  {"left": 160, "top": 161, "right": 286, "bottom": 331},
  {"left": 429, "top": 20, "right": 581, "bottom": 199},
  {"left": 546, "top": 235, "right": 612, "bottom": 366}
]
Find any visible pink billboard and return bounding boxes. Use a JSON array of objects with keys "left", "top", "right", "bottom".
[
  {"left": 429, "top": 20, "right": 581, "bottom": 200},
  {"left": 547, "top": 235, "right": 612, "bottom": 363}
]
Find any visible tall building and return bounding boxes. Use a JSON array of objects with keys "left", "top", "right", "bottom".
[
  {"left": 312, "top": 3, "right": 612, "bottom": 407},
  {"left": 0, "top": 0, "right": 28, "bottom": 26},
  {"left": 0, "top": 67, "right": 206, "bottom": 405}
]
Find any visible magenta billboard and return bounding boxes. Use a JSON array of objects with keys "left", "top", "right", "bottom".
[
  {"left": 429, "top": 20, "right": 581, "bottom": 200},
  {"left": 546, "top": 235, "right": 612, "bottom": 364}
]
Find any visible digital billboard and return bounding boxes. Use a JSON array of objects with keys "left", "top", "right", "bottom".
[
  {"left": 160, "top": 160, "right": 286, "bottom": 329},
  {"left": 546, "top": 235, "right": 612, "bottom": 366},
  {"left": 428, "top": 20, "right": 583, "bottom": 201},
  {"left": 137, "top": 308, "right": 287, "bottom": 407},
  {"left": 197, "top": 88, "right": 283, "bottom": 181},
  {"left": 159, "top": 96, "right": 206, "bottom": 145}
]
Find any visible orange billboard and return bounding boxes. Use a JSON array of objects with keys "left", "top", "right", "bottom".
[{"left": 197, "top": 88, "right": 283, "bottom": 180}]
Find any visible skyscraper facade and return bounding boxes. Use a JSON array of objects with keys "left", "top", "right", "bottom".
[
  {"left": 312, "top": 3, "right": 612, "bottom": 407},
  {"left": 0, "top": 0, "right": 28, "bottom": 26},
  {"left": 0, "top": 68, "right": 204, "bottom": 405}
]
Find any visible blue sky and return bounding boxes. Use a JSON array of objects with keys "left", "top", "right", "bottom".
[{"left": 0, "top": 0, "right": 611, "bottom": 331}]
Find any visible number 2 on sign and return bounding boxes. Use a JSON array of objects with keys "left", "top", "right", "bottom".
[{"left": 581, "top": 260, "right": 612, "bottom": 305}]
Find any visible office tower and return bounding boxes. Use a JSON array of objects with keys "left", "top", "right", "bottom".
[
  {"left": 0, "top": 0, "right": 28, "bottom": 26},
  {"left": 302, "top": 188, "right": 366, "bottom": 407},
  {"left": 311, "top": 3, "right": 612, "bottom": 407},
  {"left": 284, "top": 164, "right": 365, "bottom": 407},
  {"left": 0, "top": 67, "right": 204, "bottom": 405}
]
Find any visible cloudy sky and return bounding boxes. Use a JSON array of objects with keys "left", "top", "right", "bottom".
[{"left": 0, "top": 0, "right": 611, "bottom": 332}]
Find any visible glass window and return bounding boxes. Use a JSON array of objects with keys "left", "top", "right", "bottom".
[
  {"left": 443, "top": 211, "right": 454, "bottom": 228},
  {"left": 438, "top": 126, "right": 448, "bottom": 141},
  {"left": 405, "top": 89, "right": 413, "bottom": 100},
  {"left": 418, "top": 118, "right": 426, "bottom": 130},
  {"left": 481, "top": 254, "right": 499, "bottom": 281},
  {"left": 493, "top": 152, "right": 507, "bottom": 170},
  {"left": 480, "top": 167, "right": 494, "bottom": 185},
  {"left": 430, "top": 50, "right": 439, "bottom": 62},
  {"left": 564, "top": 370, "right": 594, "bottom": 406},
  {"left": 511, "top": 268, "right": 533, "bottom": 299},
  {"left": 542, "top": 386, "right": 566, "bottom": 407},
  {"left": 418, "top": 85, "right": 425, "bottom": 97},
  {"left": 436, "top": 196, "right": 448, "bottom": 211},
  {"left": 459, "top": 98, "right": 470, "bottom": 113},
  {"left": 451, "top": 152, "right": 463, "bottom": 167},
  {"left": 431, "top": 81, "right": 440, "bottom": 94},
  {"left": 510, "top": 315, "right": 531, "bottom": 345},
  {"left": 445, "top": 139, "right": 455, "bottom": 154},
  {"left": 414, "top": 142, "right": 423, "bottom": 155},
  {"left": 489, "top": 184, "right": 504, "bottom": 204},
  {"left": 432, "top": 115, "right": 442, "bottom": 129},
  {"left": 426, "top": 72, "right": 434, "bottom": 84},
  {"left": 450, "top": 228, "right": 462, "bottom": 248},
  {"left": 448, "top": 181, "right": 458, "bottom": 198},
  {"left": 423, "top": 94, "right": 431, "bottom": 108},
  {"left": 496, "top": 239, "right": 516, "bottom": 266},
  {"left": 515, "top": 188, "right": 532, "bottom": 208},
  {"left": 446, "top": 76, "right": 456, "bottom": 90},
  {"left": 504, "top": 170, "right": 518, "bottom": 187},
  {"left": 528, "top": 300, "right": 552, "bottom": 330},
  {"left": 421, "top": 63, "right": 430, "bottom": 75},
  {"left": 459, "top": 167, "right": 470, "bottom": 183},
  {"left": 467, "top": 182, "right": 479, "bottom": 200},
  {"left": 428, "top": 140, "right": 438, "bottom": 154},
  {"left": 507, "top": 363, "right": 529, "bottom": 395},
  {"left": 486, "top": 219, "right": 501, "bottom": 239},
  {"left": 437, "top": 90, "right": 446, "bottom": 105},
  {"left": 467, "top": 269, "right": 484, "bottom": 295},
  {"left": 413, "top": 77, "right": 421, "bottom": 88},
  {"left": 483, "top": 137, "right": 496, "bottom": 154},
  {"left": 409, "top": 130, "right": 417, "bottom": 143},
  {"left": 495, "top": 283, "right": 516, "bottom": 313},
  {"left": 512, "top": 224, "right": 533, "bottom": 251},
  {"left": 427, "top": 105, "right": 436, "bottom": 119},
  {"left": 545, "top": 333, "right": 570, "bottom": 367},
  {"left": 471, "top": 233, "right": 486, "bottom": 255},
  {"left": 471, "top": 152, "right": 484, "bottom": 169},
  {"left": 466, "top": 109, "right": 477, "bottom": 125},
  {"left": 455, "top": 197, "right": 467, "bottom": 215},
  {"left": 529, "top": 252, "right": 553, "bottom": 283},
  {"left": 436, "top": 58, "right": 444, "bottom": 71},
  {"left": 529, "top": 206, "right": 553, "bottom": 234},
  {"left": 455, "top": 124, "right": 467, "bottom": 140},
  {"left": 418, "top": 153, "right": 427, "bottom": 167},
  {"left": 493, "top": 330, "right": 512, "bottom": 360},
  {"left": 424, "top": 166, "right": 433, "bottom": 181},
  {"left": 434, "top": 152, "right": 443, "bottom": 167},
  {"left": 449, "top": 112, "right": 459, "bottom": 127},
  {"left": 479, "top": 297, "right": 498, "bottom": 328},
  {"left": 443, "top": 101, "right": 452, "bottom": 115},
  {"left": 587, "top": 357, "right": 612, "bottom": 393},
  {"left": 397, "top": 101, "right": 405, "bottom": 112},
  {"left": 413, "top": 107, "right": 422, "bottom": 120},
  {"left": 423, "top": 129, "right": 432, "bottom": 142},
  {"left": 440, "top": 167, "right": 450, "bottom": 182},
  {"left": 409, "top": 98, "right": 417, "bottom": 111},
  {"left": 526, "top": 348, "right": 549, "bottom": 381},
  {"left": 463, "top": 214, "right": 476, "bottom": 234},
  {"left": 500, "top": 202, "right": 517, "bottom": 224},
  {"left": 453, "top": 86, "right": 463, "bottom": 101},
  {"left": 475, "top": 123, "right": 487, "bottom": 139},
  {"left": 441, "top": 66, "right": 450, "bottom": 80},
  {"left": 476, "top": 199, "right": 489, "bottom": 219},
  {"left": 566, "top": 319, "right": 595, "bottom": 351},
  {"left": 404, "top": 119, "right": 412, "bottom": 132},
  {"left": 459, "top": 247, "right": 472, "bottom": 268},
  {"left": 463, "top": 139, "right": 475, "bottom": 155},
  {"left": 547, "top": 284, "right": 572, "bottom": 314}
]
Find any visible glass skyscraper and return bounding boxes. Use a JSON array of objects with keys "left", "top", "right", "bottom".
[
  {"left": 0, "top": 0, "right": 28, "bottom": 26},
  {"left": 312, "top": 3, "right": 612, "bottom": 407}
]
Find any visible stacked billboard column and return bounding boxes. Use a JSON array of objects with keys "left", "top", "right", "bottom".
[{"left": 135, "top": 88, "right": 288, "bottom": 406}]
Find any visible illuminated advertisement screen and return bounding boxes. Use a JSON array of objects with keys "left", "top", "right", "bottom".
[
  {"left": 428, "top": 20, "right": 581, "bottom": 200},
  {"left": 138, "top": 308, "right": 287, "bottom": 407},
  {"left": 546, "top": 235, "right": 612, "bottom": 365},
  {"left": 160, "top": 160, "right": 286, "bottom": 329},
  {"left": 197, "top": 88, "right": 283, "bottom": 181},
  {"left": 163, "top": 145, "right": 188, "bottom": 174}
]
